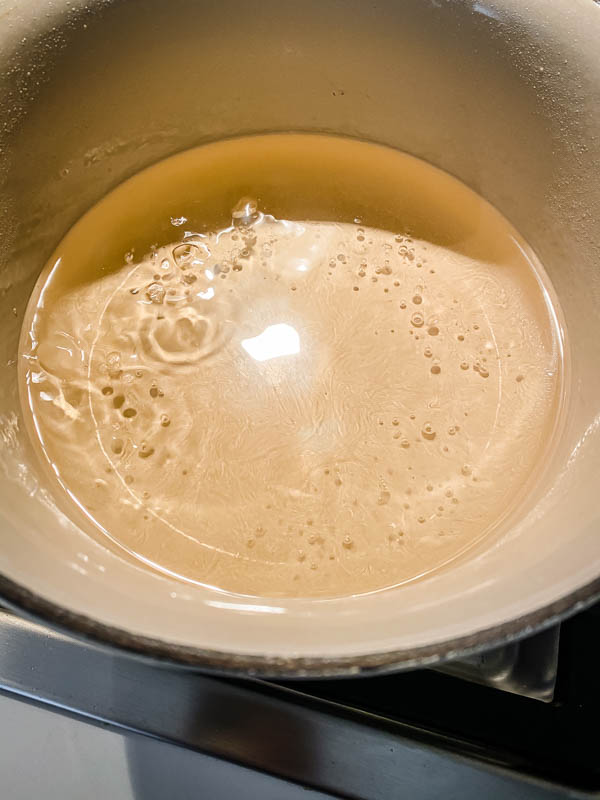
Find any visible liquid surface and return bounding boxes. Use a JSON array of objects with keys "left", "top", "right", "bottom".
[{"left": 20, "top": 134, "right": 564, "bottom": 598}]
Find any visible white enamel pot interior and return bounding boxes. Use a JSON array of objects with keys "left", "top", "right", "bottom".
[{"left": 0, "top": 0, "right": 598, "bottom": 676}]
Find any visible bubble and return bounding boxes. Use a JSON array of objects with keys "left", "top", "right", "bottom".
[
  {"left": 426, "top": 484, "right": 433, "bottom": 491},
  {"left": 149, "top": 386, "right": 159, "bottom": 399},
  {"left": 516, "top": 374, "right": 524, "bottom": 382},
  {"left": 246, "top": 538, "right": 255, "bottom": 548},
  {"left": 160, "top": 414, "right": 170, "bottom": 427},
  {"left": 460, "top": 361, "right": 469, "bottom": 370},
  {"left": 130, "top": 288, "right": 139, "bottom": 295},
  {"left": 112, "top": 394, "right": 125, "bottom": 409},
  {"left": 430, "top": 364, "right": 441, "bottom": 375},
  {"left": 457, "top": 334, "right": 465, "bottom": 341},
  {"left": 421, "top": 423, "right": 436, "bottom": 440},
  {"left": 411, "top": 313, "right": 424, "bottom": 328},
  {"left": 428, "top": 326, "right": 439, "bottom": 336},
  {"left": 400, "top": 438, "right": 410, "bottom": 448},
  {"left": 461, "top": 464, "right": 472, "bottom": 476},
  {"left": 418, "top": 516, "right": 426, "bottom": 524},
  {"left": 101, "top": 386, "right": 113, "bottom": 396},
  {"left": 378, "top": 490, "right": 391, "bottom": 505},
  {"left": 412, "top": 294, "right": 422, "bottom": 304},
  {"left": 353, "top": 286, "right": 359, "bottom": 292},
  {"left": 448, "top": 425, "right": 457, "bottom": 435},
  {"left": 124, "top": 475, "right": 134, "bottom": 485},
  {"left": 172, "top": 243, "right": 199, "bottom": 267},
  {"left": 342, "top": 536, "right": 353, "bottom": 549},
  {"left": 138, "top": 443, "right": 155, "bottom": 459},
  {"left": 334, "top": 477, "right": 342, "bottom": 486},
  {"left": 424, "top": 346, "right": 433, "bottom": 358},
  {"left": 123, "top": 407, "right": 137, "bottom": 418},
  {"left": 400, "top": 301, "right": 407, "bottom": 309},
  {"left": 297, "top": 550, "right": 306, "bottom": 562},
  {"left": 146, "top": 283, "right": 165, "bottom": 304},
  {"left": 106, "top": 351, "right": 121, "bottom": 379},
  {"left": 392, "top": 418, "right": 400, "bottom": 426},
  {"left": 473, "top": 362, "right": 489, "bottom": 378}
]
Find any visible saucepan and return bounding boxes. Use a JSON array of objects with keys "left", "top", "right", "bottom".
[{"left": 0, "top": 0, "right": 598, "bottom": 676}]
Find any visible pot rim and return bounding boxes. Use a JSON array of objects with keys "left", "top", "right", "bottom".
[{"left": 0, "top": 571, "right": 598, "bottom": 678}]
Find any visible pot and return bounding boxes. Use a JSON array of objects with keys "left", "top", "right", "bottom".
[{"left": 0, "top": 0, "right": 598, "bottom": 677}]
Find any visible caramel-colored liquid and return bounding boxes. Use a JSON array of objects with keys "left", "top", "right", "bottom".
[{"left": 19, "top": 134, "right": 564, "bottom": 598}]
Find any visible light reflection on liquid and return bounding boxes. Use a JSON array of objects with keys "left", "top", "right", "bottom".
[{"left": 241, "top": 323, "right": 301, "bottom": 363}]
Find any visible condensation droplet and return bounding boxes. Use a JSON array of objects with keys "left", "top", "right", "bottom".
[{"left": 411, "top": 312, "right": 424, "bottom": 328}]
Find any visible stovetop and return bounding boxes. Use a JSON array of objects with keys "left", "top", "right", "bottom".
[{"left": 0, "top": 602, "right": 598, "bottom": 799}]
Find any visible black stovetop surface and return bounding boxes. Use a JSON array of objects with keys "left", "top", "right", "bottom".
[
  {"left": 275, "top": 601, "right": 600, "bottom": 795},
  {"left": 0, "top": 601, "right": 598, "bottom": 799}
]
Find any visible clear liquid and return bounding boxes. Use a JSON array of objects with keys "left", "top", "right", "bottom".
[{"left": 19, "top": 134, "right": 564, "bottom": 598}]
